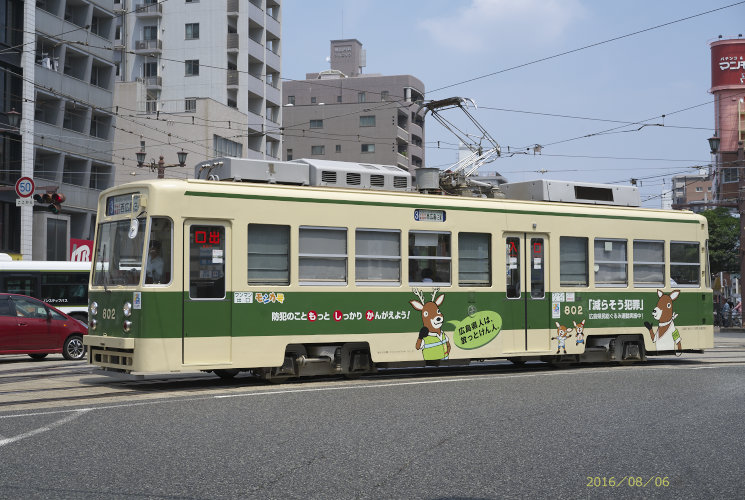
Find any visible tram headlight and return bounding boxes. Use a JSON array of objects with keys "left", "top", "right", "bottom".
[
  {"left": 90, "top": 301, "right": 98, "bottom": 316},
  {"left": 123, "top": 302, "right": 132, "bottom": 318},
  {"left": 90, "top": 319, "right": 97, "bottom": 330},
  {"left": 123, "top": 320, "right": 132, "bottom": 333}
]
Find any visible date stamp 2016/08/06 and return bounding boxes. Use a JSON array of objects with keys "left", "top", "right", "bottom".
[{"left": 586, "top": 476, "right": 670, "bottom": 488}]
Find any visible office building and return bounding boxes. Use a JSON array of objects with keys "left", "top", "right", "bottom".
[
  {"left": 282, "top": 39, "right": 425, "bottom": 173},
  {"left": 1, "top": 1, "right": 117, "bottom": 260}
]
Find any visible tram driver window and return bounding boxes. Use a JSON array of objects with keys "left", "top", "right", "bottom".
[
  {"left": 560, "top": 236, "right": 588, "bottom": 287},
  {"left": 146, "top": 218, "right": 172, "bottom": 285},
  {"left": 409, "top": 231, "right": 451, "bottom": 285}
]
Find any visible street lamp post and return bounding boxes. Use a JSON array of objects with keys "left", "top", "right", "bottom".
[{"left": 135, "top": 149, "right": 188, "bottom": 179}]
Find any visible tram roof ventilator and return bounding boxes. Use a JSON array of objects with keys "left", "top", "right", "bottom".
[
  {"left": 499, "top": 179, "right": 641, "bottom": 207},
  {"left": 194, "top": 157, "right": 412, "bottom": 192}
]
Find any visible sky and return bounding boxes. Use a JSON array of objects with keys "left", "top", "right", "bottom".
[{"left": 281, "top": 0, "right": 745, "bottom": 207}]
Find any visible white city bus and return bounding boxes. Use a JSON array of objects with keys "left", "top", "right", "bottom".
[{"left": 0, "top": 255, "right": 90, "bottom": 321}]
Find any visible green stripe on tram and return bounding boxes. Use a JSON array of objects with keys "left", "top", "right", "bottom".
[
  {"left": 91, "top": 290, "right": 711, "bottom": 340},
  {"left": 184, "top": 191, "right": 700, "bottom": 224}
]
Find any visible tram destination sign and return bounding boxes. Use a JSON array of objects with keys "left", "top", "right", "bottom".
[
  {"left": 414, "top": 209, "right": 446, "bottom": 222},
  {"left": 106, "top": 193, "right": 141, "bottom": 216}
]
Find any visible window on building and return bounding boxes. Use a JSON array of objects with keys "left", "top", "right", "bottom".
[
  {"left": 185, "top": 23, "right": 200, "bottom": 40},
  {"left": 560, "top": 236, "right": 588, "bottom": 286},
  {"left": 358, "top": 92, "right": 366, "bottom": 103},
  {"left": 311, "top": 96, "right": 317, "bottom": 104},
  {"left": 633, "top": 240, "right": 664, "bottom": 286},
  {"left": 299, "top": 227, "right": 347, "bottom": 284},
  {"left": 723, "top": 167, "right": 738, "bottom": 183},
  {"left": 143, "top": 25, "right": 157, "bottom": 41},
  {"left": 337, "top": 95, "right": 342, "bottom": 103},
  {"left": 185, "top": 59, "right": 199, "bottom": 76},
  {"left": 409, "top": 231, "right": 451, "bottom": 285},
  {"left": 695, "top": 186, "right": 702, "bottom": 192},
  {"left": 670, "top": 241, "right": 700, "bottom": 286},
  {"left": 356, "top": 229, "right": 401, "bottom": 285},
  {"left": 381, "top": 90, "right": 389, "bottom": 101},
  {"left": 311, "top": 145, "right": 325, "bottom": 155},
  {"left": 213, "top": 135, "right": 243, "bottom": 157},
  {"left": 286, "top": 149, "right": 293, "bottom": 160},
  {"left": 359, "top": 115, "right": 376, "bottom": 127},
  {"left": 185, "top": 98, "right": 196, "bottom": 112},
  {"left": 459, "top": 232, "right": 490, "bottom": 286},
  {"left": 248, "top": 224, "right": 289, "bottom": 285},
  {"left": 310, "top": 119, "right": 323, "bottom": 129},
  {"left": 594, "top": 238, "right": 627, "bottom": 286},
  {"left": 361, "top": 144, "right": 375, "bottom": 153},
  {"left": 143, "top": 61, "right": 157, "bottom": 77},
  {"left": 287, "top": 95, "right": 295, "bottom": 105},
  {"left": 335, "top": 145, "right": 341, "bottom": 153}
]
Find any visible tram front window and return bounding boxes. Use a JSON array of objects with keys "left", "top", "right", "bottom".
[{"left": 92, "top": 218, "right": 146, "bottom": 286}]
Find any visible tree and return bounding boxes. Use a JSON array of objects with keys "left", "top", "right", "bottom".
[{"left": 701, "top": 207, "right": 739, "bottom": 275}]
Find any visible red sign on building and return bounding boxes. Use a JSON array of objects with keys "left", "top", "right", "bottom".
[
  {"left": 70, "top": 238, "right": 93, "bottom": 262},
  {"left": 711, "top": 39, "right": 745, "bottom": 90}
]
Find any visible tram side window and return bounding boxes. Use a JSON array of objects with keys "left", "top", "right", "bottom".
[
  {"left": 355, "top": 229, "right": 401, "bottom": 285},
  {"left": 299, "top": 227, "right": 347, "bottom": 285},
  {"left": 459, "top": 232, "right": 491, "bottom": 287},
  {"left": 560, "top": 236, "right": 588, "bottom": 287},
  {"left": 594, "top": 238, "right": 627, "bottom": 286},
  {"left": 670, "top": 241, "right": 700, "bottom": 286},
  {"left": 189, "top": 225, "right": 225, "bottom": 299},
  {"left": 633, "top": 240, "right": 664, "bottom": 287},
  {"left": 146, "top": 217, "right": 172, "bottom": 285},
  {"left": 409, "top": 231, "right": 451, "bottom": 285},
  {"left": 505, "top": 237, "right": 520, "bottom": 298},
  {"left": 247, "top": 224, "right": 290, "bottom": 285}
]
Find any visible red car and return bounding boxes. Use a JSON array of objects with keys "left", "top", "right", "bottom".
[{"left": 0, "top": 293, "right": 88, "bottom": 360}]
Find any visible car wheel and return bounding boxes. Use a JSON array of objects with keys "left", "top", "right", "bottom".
[
  {"left": 63, "top": 335, "right": 86, "bottom": 360},
  {"left": 28, "top": 353, "right": 49, "bottom": 360}
]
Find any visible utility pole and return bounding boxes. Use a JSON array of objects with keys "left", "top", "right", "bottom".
[{"left": 737, "top": 142, "right": 745, "bottom": 296}]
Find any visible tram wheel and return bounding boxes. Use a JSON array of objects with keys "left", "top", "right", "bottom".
[{"left": 214, "top": 369, "right": 240, "bottom": 380}]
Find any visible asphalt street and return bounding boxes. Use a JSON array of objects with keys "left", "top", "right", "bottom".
[{"left": 0, "top": 330, "right": 743, "bottom": 499}]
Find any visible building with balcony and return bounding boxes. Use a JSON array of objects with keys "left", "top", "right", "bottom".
[
  {"left": 670, "top": 173, "right": 713, "bottom": 213},
  {"left": 0, "top": 1, "right": 117, "bottom": 260},
  {"left": 112, "top": 0, "right": 282, "bottom": 178},
  {"left": 282, "top": 39, "right": 425, "bottom": 173}
]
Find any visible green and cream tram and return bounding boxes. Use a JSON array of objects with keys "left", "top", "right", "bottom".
[{"left": 85, "top": 171, "right": 713, "bottom": 379}]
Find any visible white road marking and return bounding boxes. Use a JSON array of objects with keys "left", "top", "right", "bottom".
[{"left": 0, "top": 409, "right": 90, "bottom": 448}]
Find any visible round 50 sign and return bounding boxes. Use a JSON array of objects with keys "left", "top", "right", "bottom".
[{"left": 15, "top": 177, "right": 35, "bottom": 198}]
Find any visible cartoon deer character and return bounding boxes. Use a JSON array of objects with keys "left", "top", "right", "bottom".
[
  {"left": 409, "top": 288, "right": 451, "bottom": 360},
  {"left": 552, "top": 322, "right": 573, "bottom": 354},
  {"left": 644, "top": 289, "right": 683, "bottom": 354},
  {"left": 573, "top": 319, "right": 586, "bottom": 345}
]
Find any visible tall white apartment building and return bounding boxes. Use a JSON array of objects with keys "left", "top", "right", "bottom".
[{"left": 112, "top": 0, "right": 282, "bottom": 182}]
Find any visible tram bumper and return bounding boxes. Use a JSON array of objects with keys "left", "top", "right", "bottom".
[{"left": 84, "top": 335, "right": 135, "bottom": 371}]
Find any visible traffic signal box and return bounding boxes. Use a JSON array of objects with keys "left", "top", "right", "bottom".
[{"left": 33, "top": 192, "right": 65, "bottom": 214}]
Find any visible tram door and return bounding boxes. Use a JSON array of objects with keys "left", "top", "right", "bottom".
[
  {"left": 182, "top": 221, "right": 232, "bottom": 365},
  {"left": 505, "top": 234, "right": 551, "bottom": 351}
]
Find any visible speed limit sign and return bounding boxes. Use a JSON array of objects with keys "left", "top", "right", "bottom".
[{"left": 15, "top": 177, "right": 35, "bottom": 198}]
